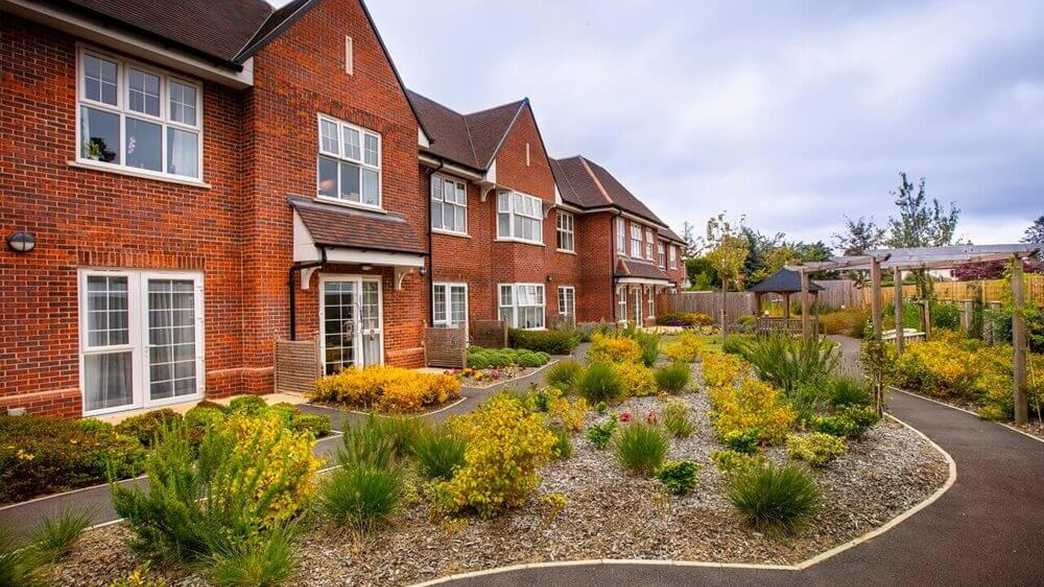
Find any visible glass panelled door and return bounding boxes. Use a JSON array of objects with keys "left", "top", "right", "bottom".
[
  {"left": 83, "top": 275, "right": 135, "bottom": 412},
  {"left": 146, "top": 279, "right": 200, "bottom": 402},
  {"left": 322, "top": 276, "right": 383, "bottom": 375}
]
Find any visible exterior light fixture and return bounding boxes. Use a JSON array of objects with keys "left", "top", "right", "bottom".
[{"left": 7, "top": 231, "right": 36, "bottom": 253}]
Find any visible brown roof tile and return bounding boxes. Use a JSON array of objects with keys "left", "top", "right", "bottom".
[
  {"left": 615, "top": 258, "right": 673, "bottom": 282},
  {"left": 289, "top": 197, "right": 426, "bottom": 255},
  {"left": 407, "top": 91, "right": 525, "bottom": 170}
]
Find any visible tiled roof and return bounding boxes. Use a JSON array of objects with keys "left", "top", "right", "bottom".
[
  {"left": 289, "top": 197, "right": 426, "bottom": 255},
  {"left": 615, "top": 258, "right": 673, "bottom": 282},
  {"left": 750, "top": 268, "right": 824, "bottom": 293},
  {"left": 407, "top": 90, "right": 526, "bottom": 170},
  {"left": 551, "top": 156, "right": 670, "bottom": 229},
  {"left": 658, "top": 225, "right": 685, "bottom": 245}
]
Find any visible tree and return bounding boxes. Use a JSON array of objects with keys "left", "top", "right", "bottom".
[
  {"left": 705, "top": 213, "right": 749, "bottom": 341},
  {"left": 885, "top": 172, "right": 960, "bottom": 298},
  {"left": 833, "top": 215, "right": 885, "bottom": 256},
  {"left": 1023, "top": 216, "right": 1044, "bottom": 245},
  {"left": 680, "top": 221, "right": 704, "bottom": 258}
]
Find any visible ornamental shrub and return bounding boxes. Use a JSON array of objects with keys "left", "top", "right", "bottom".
[
  {"left": 655, "top": 362, "right": 691, "bottom": 394},
  {"left": 115, "top": 409, "right": 182, "bottom": 448},
  {"left": 0, "top": 414, "right": 146, "bottom": 505},
  {"left": 661, "top": 400, "right": 694, "bottom": 438},
  {"left": 310, "top": 365, "right": 461, "bottom": 413},
  {"left": 711, "top": 449, "right": 767, "bottom": 478},
  {"left": 228, "top": 395, "right": 269, "bottom": 416},
  {"left": 585, "top": 415, "right": 618, "bottom": 449},
  {"left": 517, "top": 350, "right": 552, "bottom": 368},
  {"left": 656, "top": 460, "right": 701, "bottom": 495},
  {"left": 819, "top": 308, "right": 869, "bottom": 338},
  {"left": 701, "top": 353, "right": 749, "bottom": 390},
  {"left": 612, "top": 421, "right": 669, "bottom": 476},
  {"left": 578, "top": 362, "right": 626, "bottom": 403},
  {"left": 547, "top": 392, "right": 589, "bottom": 432},
  {"left": 318, "top": 466, "right": 403, "bottom": 530},
  {"left": 509, "top": 328, "right": 581, "bottom": 355},
  {"left": 412, "top": 426, "right": 467, "bottom": 481},
  {"left": 112, "top": 413, "right": 320, "bottom": 564},
  {"left": 587, "top": 333, "right": 643, "bottom": 364},
  {"left": 656, "top": 311, "right": 714, "bottom": 327},
  {"left": 734, "top": 335, "right": 839, "bottom": 394},
  {"left": 721, "top": 428, "right": 760, "bottom": 454},
  {"left": 827, "top": 375, "right": 872, "bottom": 408},
  {"left": 662, "top": 331, "right": 705, "bottom": 363},
  {"left": 28, "top": 508, "right": 92, "bottom": 563},
  {"left": 550, "top": 426, "right": 573, "bottom": 459},
  {"left": 0, "top": 526, "right": 48, "bottom": 587},
  {"left": 616, "top": 361, "right": 658, "bottom": 397},
  {"left": 437, "top": 394, "right": 556, "bottom": 517},
  {"left": 727, "top": 462, "right": 821, "bottom": 534},
  {"left": 208, "top": 524, "right": 297, "bottom": 587},
  {"left": 634, "top": 331, "right": 661, "bottom": 367},
  {"left": 811, "top": 405, "right": 879, "bottom": 439},
  {"left": 545, "top": 359, "right": 584, "bottom": 391},
  {"left": 786, "top": 432, "right": 847, "bottom": 466},
  {"left": 184, "top": 406, "right": 226, "bottom": 436},
  {"left": 709, "top": 377, "right": 795, "bottom": 445}
]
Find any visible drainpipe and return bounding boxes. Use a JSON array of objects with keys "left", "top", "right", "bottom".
[
  {"left": 426, "top": 160, "right": 445, "bottom": 325},
  {"left": 288, "top": 246, "right": 327, "bottom": 341}
]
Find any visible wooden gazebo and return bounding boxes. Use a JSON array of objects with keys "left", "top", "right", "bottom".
[
  {"left": 790, "top": 244, "right": 1042, "bottom": 424},
  {"left": 750, "top": 268, "right": 823, "bottom": 335}
]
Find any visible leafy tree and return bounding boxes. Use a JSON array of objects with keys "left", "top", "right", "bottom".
[
  {"left": 681, "top": 221, "right": 704, "bottom": 258},
  {"left": 885, "top": 172, "right": 960, "bottom": 298},
  {"left": 833, "top": 215, "right": 885, "bottom": 256},
  {"left": 705, "top": 213, "right": 749, "bottom": 338},
  {"left": 1023, "top": 216, "right": 1044, "bottom": 245},
  {"left": 685, "top": 256, "right": 716, "bottom": 290}
]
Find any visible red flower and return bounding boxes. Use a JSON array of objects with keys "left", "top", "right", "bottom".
[
  {"left": 645, "top": 411, "right": 657, "bottom": 424},
  {"left": 619, "top": 411, "right": 632, "bottom": 423}
]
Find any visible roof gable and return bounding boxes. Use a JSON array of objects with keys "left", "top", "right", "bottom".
[
  {"left": 408, "top": 91, "right": 528, "bottom": 171},
  {"left": 551, "top": 155, "right": 668, "bottom": 228}
]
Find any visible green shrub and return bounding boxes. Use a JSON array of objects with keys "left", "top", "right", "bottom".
[
  {"left": 710, "top": 449, "right": 766, "bottom": 477},
  {"left": 0, "top": 527, "right": 47, "bottom": 587},
  {"left": 318, "top": 466, "right": 402, "bottom": 530},
  {"left": 634, "top": 331, "right": 661, "bottom": 367},
  {"left": 786, "top": 432, "right": 847, "bottom": 466},
  {"left": 290, "top": 413, "right": 332, "bottom": 438},
  {"left": 115, "top": 409, "right": 182, "bottom": 448},
  {"left": 0, "top": 414, "right": 146, "bottom": 505},
  {"left": 195, "top": 400, "right": 230, "bottom": 413},
  {"left": 721, "top": 428, "right": 760, "bottom": 454},
  {"left": 612, "top": 422, "right": 668, "bottom": 475},
  {"left": 467, "top": 346, "right": 551, "bottom": 369},
  {"left": 467, "top": 353, "right": 491, "bottom": 369},
  {"left": 412, "top": 427, "right": 467, "bottom": 481},
  {"left": 551, "top": 426, "right": 573, "bottom": 459},
  {"left": 811, "top": 405, "right": 878, "bottom": 439},
  {"left": 545, "top": 359, "right": 584, "bottom": 391},
  {"left": 509, "top": 328, "right": 581, "bottom": 355},
  {"left": 656, "top": 311, "right": 714, "bottom": 327},
  {"left": 28, "top": 508, "right": 92, "bottom": 562},
  {"left": 656, "top": 460, "right": 700, "bottom": 495},
  {"left": 827, "top": 375, "right": 872, "bottom": 408},
  {"left": 662, "top": 400, "right": 694, "bottom": 438},
  {"left": 585, "top": 416, "right": 618, "bottom": 449},
  {"left": 819, "top": 308, "right": 869, "bottom": 338},
  {"left": 727, "top": 462, "right": 821, "bottom": 534},
  {"left": 208, "top": 524, "right": 297, "bottom": 587},
  {"left": 734, "top": 335, "right": 839, "bottom": 393},
  {"left": 578, "top": 363, "right": 625, "bottom": 403},
  {"left": 655, "top": 362, "right": 691, "bottom": 394},
  {"left": 228, "top": 395, "right": 269, "bottom": 416},
  {"left": 338, "top": 416, "right": 403, "bottom": 470},
  {"left": 77, "top": 418, "right": 114, "bottom": 434}
]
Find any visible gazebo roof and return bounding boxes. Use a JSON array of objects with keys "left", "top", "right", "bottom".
[{"left": 750, "top": 268, "right": 823, "bottom": 294}]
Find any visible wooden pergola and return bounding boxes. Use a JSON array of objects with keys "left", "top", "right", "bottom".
[{"left": 789, "top": 244, "right": 1042, "bottom": 425}]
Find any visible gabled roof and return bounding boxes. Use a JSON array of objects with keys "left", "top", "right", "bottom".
[
  {"left": 750, "top": 269, "right": 823, "bottom": 294},
  {"left": 407, "top": 90, "right": 527, "bottom": 171},
  {"left": 551, "top": 156, "right": 667, "bottom": 227},
  {"left": 289, "top": 196, "right": 426, "bottom": 255},
  {"left": 658, "top": 225, "right": 685, "bottom": 245}
]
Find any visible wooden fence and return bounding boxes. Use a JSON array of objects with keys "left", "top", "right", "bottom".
[
  {"left": 424, "top": 327, "right": 467, "bottom": 368},
  {"left": 862, "top": 274, "right": 1044, "bottom": 306},
  {"left": 658, "top": 291, "right": 757, "bottom": 324},
  {"left": 273, "top": 339, "right": 320, "bottom": 395},
  {"left": 469, "top": 320, "right": 508, "bottom": 348}
]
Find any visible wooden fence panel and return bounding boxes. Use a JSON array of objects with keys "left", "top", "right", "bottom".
[
  {"left": 659, "top": 291, "right": 756, "bottom": 324},
  {"left": 274, "top": 339, "right": 320, "bottom": 395},
  {"left": 469, "top": 320, "right": 508, "bottom": 348},
  {"left": 425, "top": 327, "right": 467, "bottom": 368},
  {"left": 862, "top": 275, "right": 1044, "bottom": 306},
  {"left": 814, "top": 280, "right": 863, "bottom": 309}
]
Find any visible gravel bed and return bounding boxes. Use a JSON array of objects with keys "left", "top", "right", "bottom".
[{"left": 51, "top": 366, "right": 949, "bottom": 587}]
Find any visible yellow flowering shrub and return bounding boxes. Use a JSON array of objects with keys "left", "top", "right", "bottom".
[
  {"left": 437, "top": 394, "right": 556, "bottom": 517},
  {"left": 547, "top": 393, "right": 589, "bottom": 432},
  {"left": 710, "top": 377, "right": 794, "bottom": 445},
  {"left": 310, "top": 365, "right": 461, "bottom": 413},
  {"left": 663, "top": 331, "right": 705, "bottom": 363},
  {"left": 616, "top": 361, "right": 658, "bottom": 396},
  {"left": 702, "top": 352, "right": 750, "bottom": 390},
  {"left": 587, "top": 333, "right": 642, "bottom": 364}
]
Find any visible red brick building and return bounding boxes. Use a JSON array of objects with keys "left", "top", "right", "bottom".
[{"left": 0, "top": 0, "right": 685, "bottom": 419}]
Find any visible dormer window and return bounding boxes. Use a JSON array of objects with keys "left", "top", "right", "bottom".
[{"left": 317, "top": 114, "right": 381, "bottom": 209}]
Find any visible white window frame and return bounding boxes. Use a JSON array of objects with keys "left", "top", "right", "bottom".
[
  {"left": 496, "top": 190, "right": 544, "bottom": 245},
  {"left": 78, "top": 268, "right": 205, "bottom": 417},
  {"left": 557, "top": 285, "right": 576, "bottom": 324},
  {"left": 556, "top": 211, "right": 575, "bottom": 252},
  {"left": 658, "top": 242, "right": 667, "bottom": 268},
  {"left": 431, "top": 174, "right": 468, "bottom": 236},
  {"left": 432, "top": 282, "right": 469, "bottom": 330},
  {"left": 630, "top": 222, "right": 643, "bottom": 258},
  {"left": 648, "top": 287, "right": 656, "bottom": 319},
  {"left": 498, "top": 283, "right": 546, "bottom": 330},
  {"left": 316, "top": 113, "right": 382, "bottom": 210},
  {"left": 616, "top": 286, "right": 627, "bottom": 323},
  {"left": 670, "top": 245, "right": 679, "bottom": 270},
  {"left": 319, "top": 274, "right": 385, "bottom": 373},
  {"left": 75, "top": 45, "right": 204, "bottom": 183},
  {"left": 615, "top": 216, "right": 626, "bottom": 255},
  {"left": 645, "top": 229, "right": 655, "bottom": 260}
]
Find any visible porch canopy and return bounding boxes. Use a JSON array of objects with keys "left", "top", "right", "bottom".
[{"left": 787, "top": 243, "right": 1042, "bottom": 424}]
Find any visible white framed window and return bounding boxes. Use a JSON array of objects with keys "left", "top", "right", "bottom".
[
  {"left": 645, "top": 228, "right": 655, "bottom": 259},
  {"left": 648, "top": 288, "right": 656, "bottom": 318},
  {"left": 498, "top": 283, "right": 545, "bottom": 329},
  {"left": 431, "top": 174, "right": 467, "bottom": 234},
  {"left": 557, "top": 286, "right": 576, "bottom": 323},
  {"left": 630, "top": 222, "right": 642, "bottom": 258},
  {"left": 317, "top": 114, "right": 382, "bottom": 208},
  {"left": 496, "top": 190, "right": 543, "bottom": 244},
  {"left": 670, "top": 245, "right": 679, "bottom": 269},
  {"left": 556, "top": 211, "right": 575, "bottom": 252},
  {"left": 616, "top": 286, "right": 627, "bottom": 322},
  {"left": 433, "top": 283, "right": 468, "bottom": 329},
  {"left": 658, "top": 242, "right": 666, "bottom": 268},
  {"left": 345, "top": 36, "right": 353, "bottom": 75},
  {"left": 615, "top": 217, "right": 626, "bottom": 254},
  {"left": 76, "top": 46, "right": 203, "bottom": 181}
]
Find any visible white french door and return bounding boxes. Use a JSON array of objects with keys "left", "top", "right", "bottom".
[
  {"left": 634, "top": 288, "right": 643, "bottom": 327},
  {"left": 320, "top": 275, "right": 384, "bottom": 375},
  {"left": 80, "top": 269, "right": 204, "bottom": 416}
]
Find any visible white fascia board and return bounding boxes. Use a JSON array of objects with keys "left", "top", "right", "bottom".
[
  {"left": 418, "top": 154, "right": 485, "bottom": 182},
  {"left": 616, "top": 277, "right": 674, "bottom": 286},
  {"left": 1, "top": 0, "right": 254, "bottom": 88},
  {"left": 325, "top": 248, "right": 425, "bottom": 268}
]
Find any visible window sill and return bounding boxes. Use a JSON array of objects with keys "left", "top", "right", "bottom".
[
  {"left": 432, "top": 228, "right": 470, "bottom": 239},
  {"left": 494, "top": 237, "right": 545, "bottom": 247},
  {"left": 556, "top": 248, "right": 577, "bottom": 255},
  {"left": 68, "top": 160, "right": 211, "bottom": 189},
  {"left": 316, "top": 195, "right": 386, "bottom": 214}
]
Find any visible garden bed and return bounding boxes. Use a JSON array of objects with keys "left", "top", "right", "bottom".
[
  {"left": 50, "top": 368, "right": 949, "bottom": 587},
  {"left": 454, "top": 360, "right": 557, "bottom": 389}
]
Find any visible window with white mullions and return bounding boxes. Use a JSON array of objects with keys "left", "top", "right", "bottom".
[
  {"left": 557, "top": 286, "right": 575, "bottom": 324},
  {"left": 670, "top": 245, "right": 678, "bottom": 269},
  {"left": 658, "top": 242, "right": 666, "bottom": 268},
  {"left": 497, "top": 191, "right": 543, "bottom": 243},
  {"left": 645, "top": 229, "right": 655, "bottom": 260},
  {"left": 499, "top": 283, "right": 545, "bottom": 329},
  {"left": 146, "top": 279, "right": 198, "bottom": 401},
  {"left": 317, "top": 114, "right": 381, "bottom": 208},
  {"left": 557, "top": 211, "right": 574, "bottom": 251},
  {"left": 630, "top": 222, "right": 642, "bottom": 257},
  {"left": 431, "top": 175, "right": 467, "bottom": 234},
  {"left": 433, "top": 283, "right": 468, "bottom": 329},
  {"left": 615, "top": 217, "right": 626, "bottom": 255}
]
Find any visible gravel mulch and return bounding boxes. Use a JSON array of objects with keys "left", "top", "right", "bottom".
[{"left": 51, "top": 366, "right": 949, "bottom": 587}]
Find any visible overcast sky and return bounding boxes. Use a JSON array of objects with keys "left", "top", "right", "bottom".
[{"left": 277, "top": 0, "right": 1044, "bottom": 247}]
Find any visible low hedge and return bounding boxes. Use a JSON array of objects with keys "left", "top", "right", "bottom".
[
  {"left": 467, "top": 346, "right": 551, "bottom": 369},
  {"left": 311, "top": 365, "right": 461, "bottom": 412},
  {"left": 508, "top": 328, "right": 580, "bottom": 355},
  {"left": 656, "top": 311, "right": 713, "bottom": 327}
]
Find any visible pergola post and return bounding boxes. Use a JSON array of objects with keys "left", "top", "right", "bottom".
[
  {"left": 870, "top": 257, "right": 883, "bottom": 341},
  {"left": 800, "top": 269, "right": 811, "bottom": 341},
  {"left": 1012, "top": 256, "right": 1028, "bottom": 425},
  {"left": 893, "top": 267, "right": 904, "bottom": 354}
]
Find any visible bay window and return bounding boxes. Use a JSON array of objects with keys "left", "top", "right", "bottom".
[
  {"left": 497, "top": 191, "right": 543, "bottom": 243},
  {"left": 431, "top": 175, "right": 467, "bottom": 234},
  {"left": 645, "top": 228, "right": 655, "bottom": 259},
  {"left": 499, "top": 283, "right": 545, "bottom": 329},
  {"left": 615, "top": 217, "right": 626, "bottom": 254},
  {"left": 317, "top": 114, "right": 381, "bottom": 208},
  {"left": 77, "top": 47, "right": 203, "bottom": 180},
  {"left": 556, "top": 211, "right": 575, "bottom": 251},
  {"left": 630, "top": 222, "right": 642, "bottom": 257}
]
